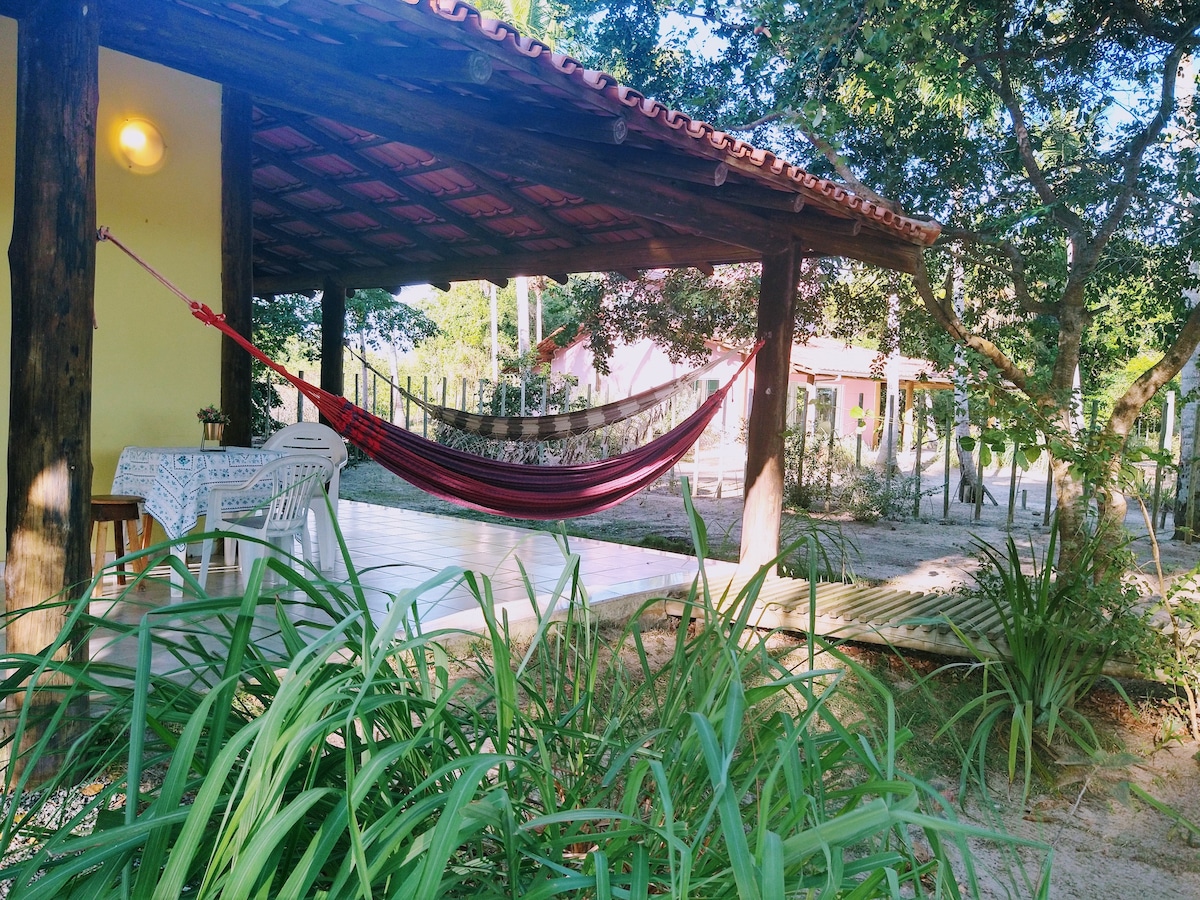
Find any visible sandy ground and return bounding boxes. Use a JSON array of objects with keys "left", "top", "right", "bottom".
[{"left": 342, "top": 456, "right": 1200, "bottom": 899}]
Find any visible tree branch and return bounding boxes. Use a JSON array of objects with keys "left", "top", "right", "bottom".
[
  {"left": 795, "top": 122, "right": 901, "bottom": 211},
  {"left": 911, "top": 254, "right": 1045, "bottom": 404},
  {"left": 944, "top": 33, "right": 1088, "bottom": 241},
  {"left": 1082, "top": 29, "right": 1199, "bottom": 276},
  {"left": 938, "top": 226, "right": 1059, "bottom": 317},
  {"left": 1108, "top": 298, "right": 1200, "bottom": 438},
  {"left": 729, "top": 108, "right": 903, "bottom": 213},
  {"left": 730, "top": 110, "right": 789, "bottom": 131}
]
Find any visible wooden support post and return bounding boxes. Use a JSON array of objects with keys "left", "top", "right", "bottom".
[
  {"left": 740, "top": 245, "right": 800, "bottom": 570},
  {"left": 5, "top": 0, "right": 99, "bottom": 782},
  {"left": 912, "top": 394, "right": 924, "bottom": 519},
  {"left": 320, "top": 277, "right": 346, "bottom": 426},
  {"left": 220, "top": 87, "right": 254, "bottom": 446},
  {"left": 974, "top": 431, "right": 985, "bottom": 521}
]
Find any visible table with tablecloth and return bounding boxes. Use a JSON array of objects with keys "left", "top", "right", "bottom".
[{"left": 112, "top": 446, "right": 283, "bottom": 590}]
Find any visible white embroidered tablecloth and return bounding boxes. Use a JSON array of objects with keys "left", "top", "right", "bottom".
[{"left": 111, "top": 446, "right": 283, "bottom": 541}]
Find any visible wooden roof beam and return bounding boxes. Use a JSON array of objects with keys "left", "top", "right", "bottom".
[
  {"left": 430, "top": 94, "right": 629, "bottom": 146},
  {"left": 691, "top": 182, "right": 806, "bottom": 213},
  {"left": 254, "top": 235, "right": 762, "bottom": 293},
  {"left": 341, "top": 44, "right": 494, "bottom": 86},
  {"left": 589, "top": 144, "right": 728, "bottom": 187}
]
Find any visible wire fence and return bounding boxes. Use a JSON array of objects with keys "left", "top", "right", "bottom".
[{"left": 270, "top": 369, "right": 1186, "bottom": 530}]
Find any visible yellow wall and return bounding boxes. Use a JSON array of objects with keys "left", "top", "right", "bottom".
[{"left": 0, "top": 17, "right": 224, "bottom": 549}]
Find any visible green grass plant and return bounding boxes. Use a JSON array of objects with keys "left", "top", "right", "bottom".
[
  {"left": 935, "top": 525, "right": 1138, "bottom": 804},
  {"left": 0, "top": 504, "right": 1045, "bottom": 897}
]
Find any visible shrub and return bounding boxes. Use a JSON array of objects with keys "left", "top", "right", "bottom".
[
  {"left": 783, "top": 426, "right": 854, "bottom": 511},
  {"left": 0, "top": 508, "right": 1041, "bottom": 897},
  {"left": 937, "top": 525, "right": 1143, "bottom": 802},
  {"left": 839, "top": 467, "right": 920, "bottom": 522}
]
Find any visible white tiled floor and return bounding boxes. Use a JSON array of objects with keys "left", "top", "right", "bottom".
[{"left": 83, "top": 499, "right": 735, "bottom": 669}]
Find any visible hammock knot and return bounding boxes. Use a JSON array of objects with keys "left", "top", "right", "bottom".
[{"left": 190, "top": 303, "right": 225, "bottom": 326}]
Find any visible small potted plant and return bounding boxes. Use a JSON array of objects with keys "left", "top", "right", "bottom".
[{"left": 198, "top": 404, "right": 230, "bottom": 449}]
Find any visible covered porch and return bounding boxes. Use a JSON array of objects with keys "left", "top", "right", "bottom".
[{"left": 1, "top": 0, "right": 938, "bottom": 764}]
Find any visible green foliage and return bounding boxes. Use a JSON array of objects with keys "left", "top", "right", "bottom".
[
  {"left": 481, "top": 361, "right": 581, "bottom": 417},
  {"left": 0, "top": 506, "right": 1045, "bottom": 897},
  {"left": 1141, "top": 564, "right": 1200, "bottom": 742},
  {"left": 251, "top": 292, "right": 319, "bottom": 435},
  {"left": 936, "top": 526, "right": 1144, "bottom": 803},
  {"left": 404, "top": 282, "right": 514, "bottom": 378},
  {"left": 783, "top": 426, "right": 920, "bottom": 521},
  {"left": 776, "top": 517, "right": 858, "bottom": 582},
  {"left": 561, "top": 267, "right": 761, "bottom": 374},
  {"left": 840, "top": 467, "right": 921, "bottom": 523},
  {"left": 557, "top": 0, "right": 1200, "bottom": 557},
  {"left": 783, "top": 424, "right": 854, "bottom": 511},
  {"left": 251, "top": 289, "right": 436, "bottom": 435},
  {"left": 345, "top": 287, "right": 438, "bottom": 355}
]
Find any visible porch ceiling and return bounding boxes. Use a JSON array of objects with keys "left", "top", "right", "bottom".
[{"left": 6, "top": 0, "right": 942, "bottom": 291}]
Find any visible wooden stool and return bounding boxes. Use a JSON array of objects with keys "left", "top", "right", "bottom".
[{"left": 90, "top": 494, "right": 152, "bottom": 595}]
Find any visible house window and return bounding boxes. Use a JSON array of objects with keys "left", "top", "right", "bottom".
[{"left": 694, "top": 378, "right": 720, "bottom": 400}]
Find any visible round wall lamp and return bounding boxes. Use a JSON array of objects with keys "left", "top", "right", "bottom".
[{"left": 115, "top": 117, "right": 166, "bottom": 173}]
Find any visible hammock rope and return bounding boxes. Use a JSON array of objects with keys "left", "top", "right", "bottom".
[
  {"left": 344, "top": 340, "right": 730, "bottom": 442},
  {"left": 98, "top": 227, "right": 761, "bottom": 519}
]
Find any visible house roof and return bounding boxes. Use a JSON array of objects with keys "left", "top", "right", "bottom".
[
  {"left": 791, "top": 338, "right": 952, "bottom": 387},
  {"left": 39, "top": 0, "right": 943, "bottom": 293}
]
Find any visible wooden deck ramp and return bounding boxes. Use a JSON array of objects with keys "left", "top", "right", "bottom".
[{"left": 662, "top": 575, "right": 1004, "bottom": 660}]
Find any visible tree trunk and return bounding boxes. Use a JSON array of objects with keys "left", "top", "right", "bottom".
[
  {"left": 949, "top": 268, "right": 980, "bottom": 502},
  {"left": 5, "top": 0, "right": 99, "bottom": 784},
  {"left": 516, "top": 276, "right": 530, "bottom": 360},
  {"left": 1176, "top": 339, "right": 1200, "bottom": 538}
]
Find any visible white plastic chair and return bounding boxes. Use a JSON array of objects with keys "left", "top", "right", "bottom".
[
  {"left": 263, "top": 423, "right": 349, "bottom": 570},
  {"left": 197, "top": 453, "right": 334, "bottom": 587}
]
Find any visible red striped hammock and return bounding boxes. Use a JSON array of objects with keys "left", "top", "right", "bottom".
[{"left": 99, "top": 228, "right": 760, "bottom": 519}]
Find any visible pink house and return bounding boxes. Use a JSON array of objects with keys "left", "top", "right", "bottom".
[{"left": 548, "top": 334, "right": 951, "bottom": 449}]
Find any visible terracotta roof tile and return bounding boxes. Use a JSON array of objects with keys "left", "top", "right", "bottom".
[
  {"left": 402, "top": 169, "right": 476, "bottom": 195},
  {"left": 360, "top": 142, "right": 436, "bottom": 170},
  {"left": 326, "top": 211, "right": 381, "bottom": 231},
  {"left": 342, "top": 180, "right": 406, "bottom": 204},
  {"left": 282, "top": 189, "right": 342, "bottom": 212},
  {"left": 184, "top": 0, "right": 945, "bottom": 285},
  {"left": 445, "top": 195, "right": 514, "bottom": 218}
]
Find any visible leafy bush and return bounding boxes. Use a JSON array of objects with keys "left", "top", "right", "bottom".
[
  {"left": 1144, "top": 564, "right": 1200, "bottom": 741},
  {"left": 937, "top": 525, "right": 1143, "bottom": 802},
  {"left": 0, "top": 508, "right": 1040, "bottom": 897},
  {"left": 839, "top": 467, "right": 921, "bottom": 522},
  {"left": 784, "top": 426, "right": 855, "bottom": 511}
]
